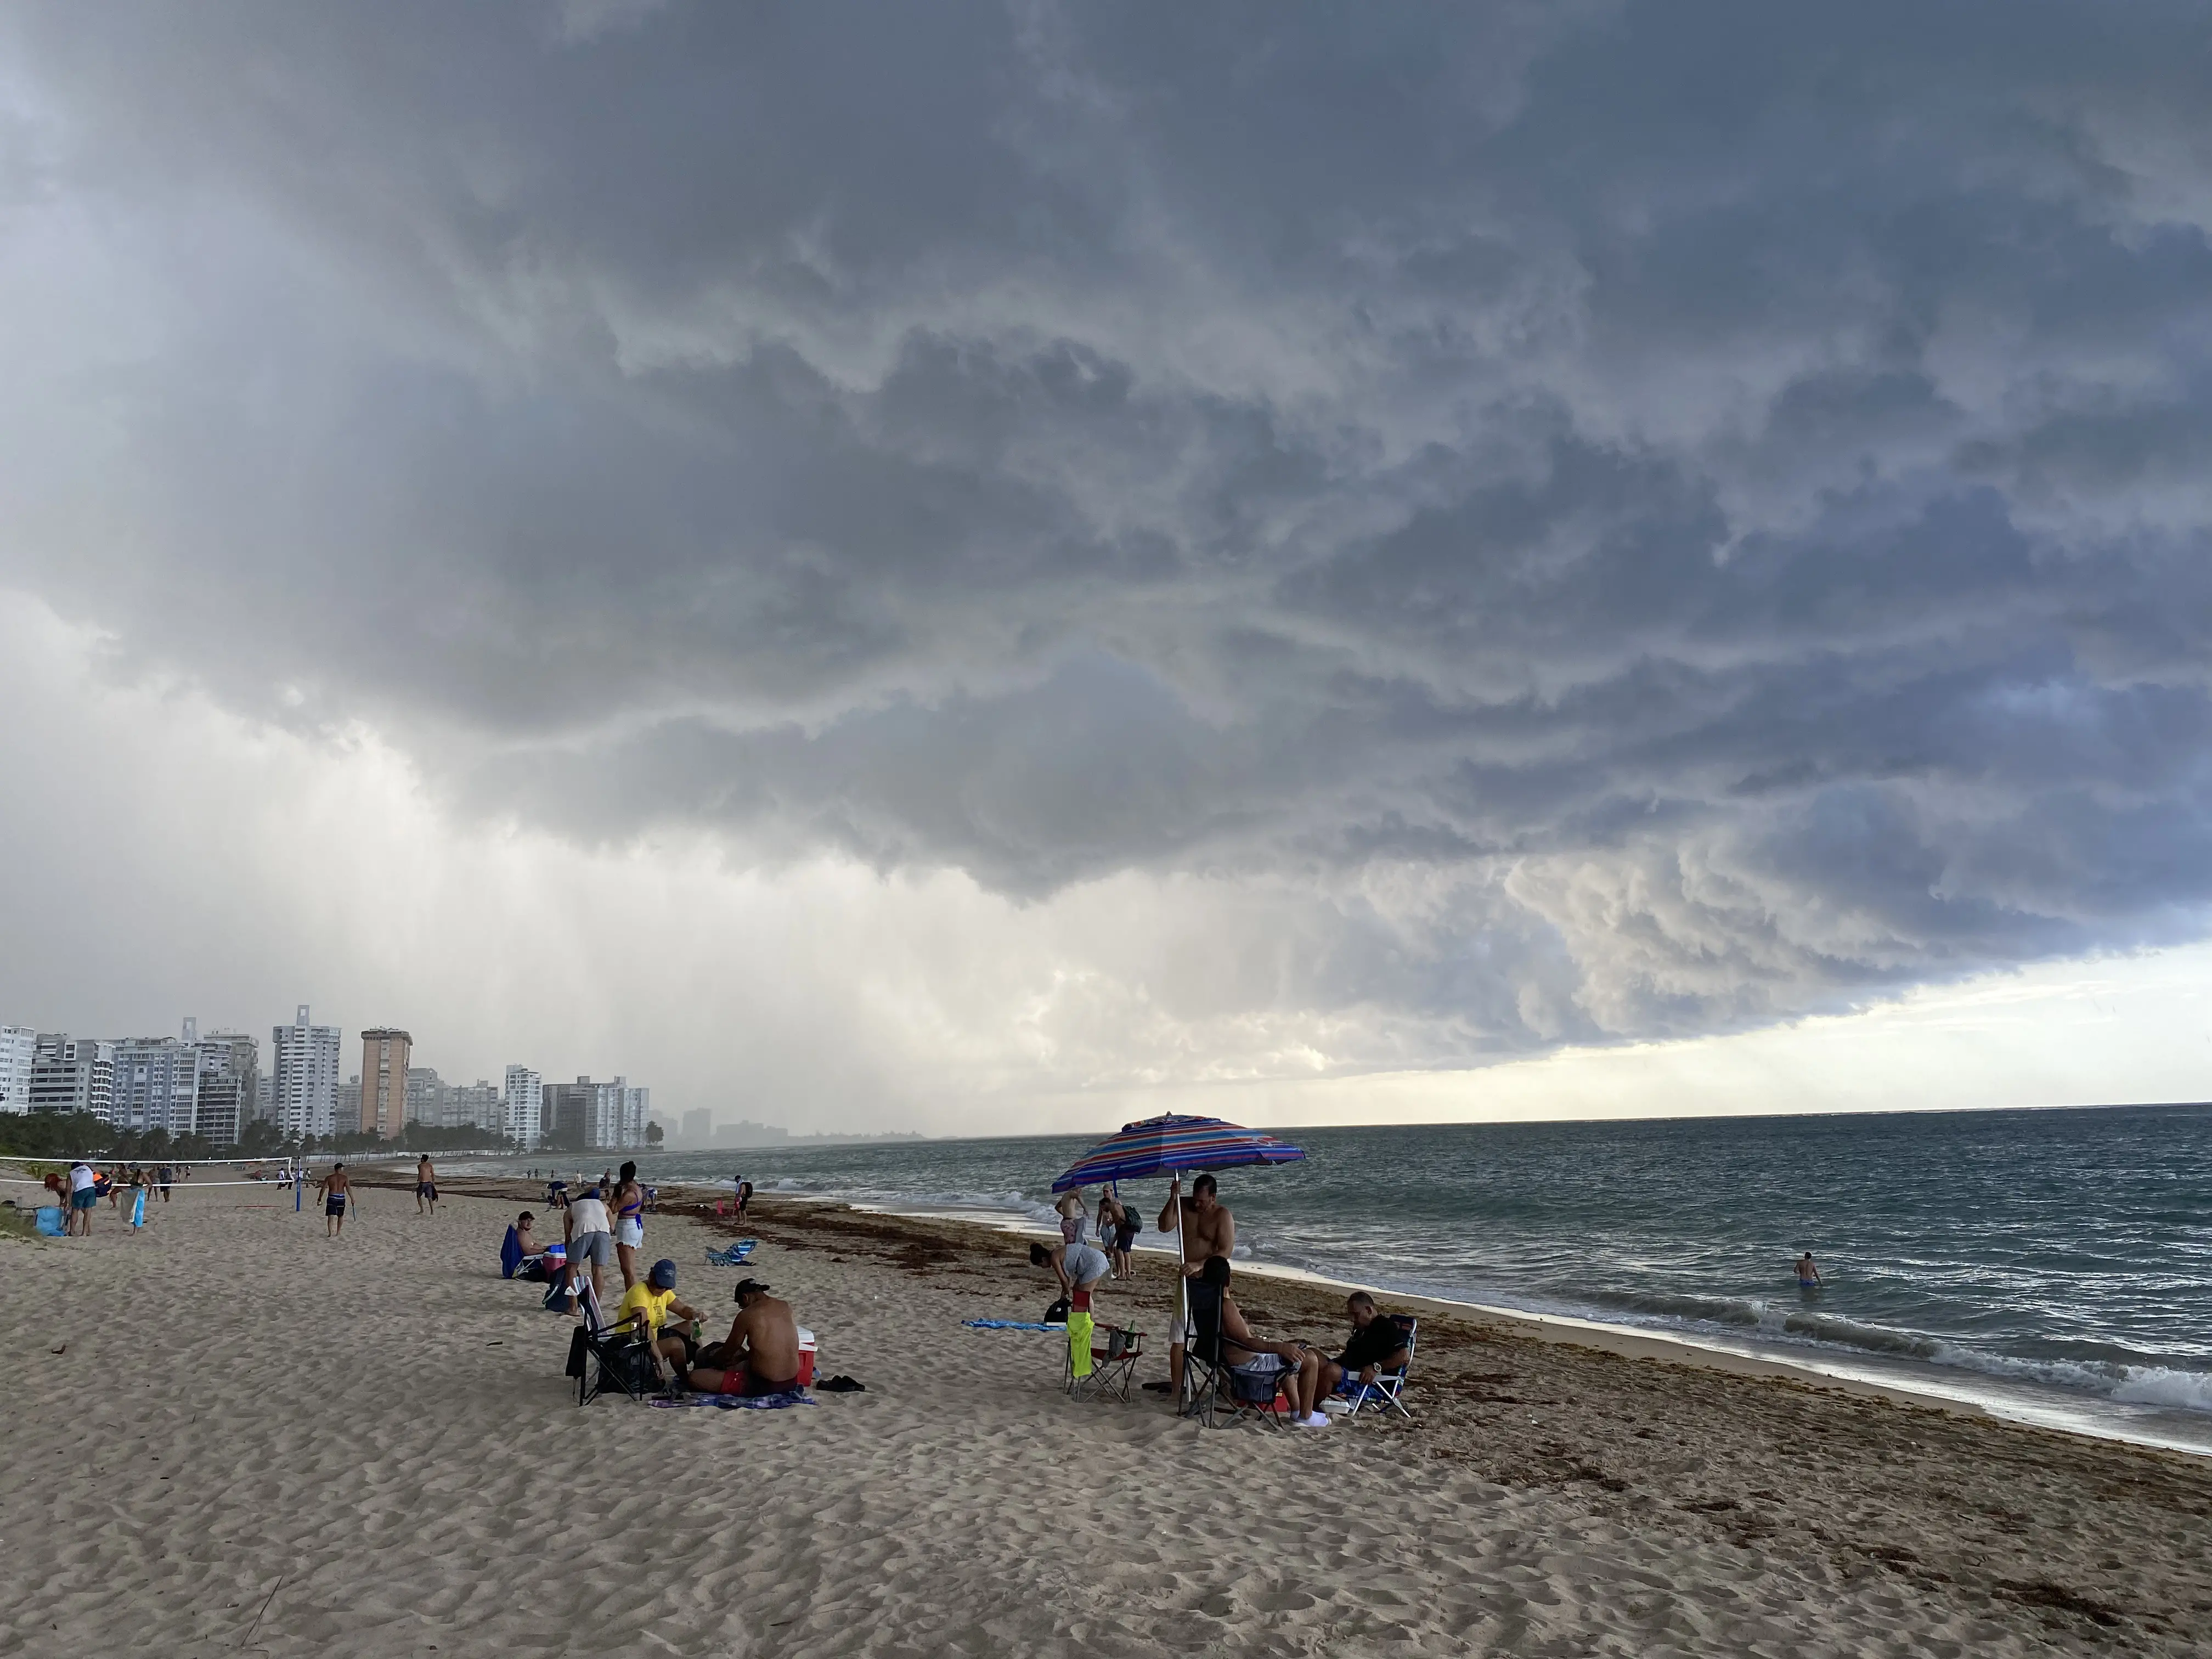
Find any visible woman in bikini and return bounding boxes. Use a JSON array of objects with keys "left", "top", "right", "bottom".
[{"left": 610, "top": 1160, "right": 648, "bottom": 1290}]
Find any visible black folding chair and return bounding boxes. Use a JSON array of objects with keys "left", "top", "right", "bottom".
[
  {"left": 564, "top": 1280, "right": 659, "bottom": 1406},
  {"left": 1178, "top": 1282, "right": 1288, "bottom": 1430}
]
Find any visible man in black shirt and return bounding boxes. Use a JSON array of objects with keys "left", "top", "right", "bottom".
[{"left": 1320, "top": 1291, "right": 1411, "bottom": 1400}]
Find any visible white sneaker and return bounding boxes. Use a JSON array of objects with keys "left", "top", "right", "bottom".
[{"left": 1301, "top": 1412, "right": 1331, "bottom": 1428}]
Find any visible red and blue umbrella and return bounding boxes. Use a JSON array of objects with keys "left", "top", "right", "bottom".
[{"left": 1051, "top": 1113, "right": 1304, "bottom": 1192}]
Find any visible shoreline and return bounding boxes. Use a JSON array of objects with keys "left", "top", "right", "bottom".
[{"left": 725, "top": 1186, "right": 2212, "bottom": 1460}]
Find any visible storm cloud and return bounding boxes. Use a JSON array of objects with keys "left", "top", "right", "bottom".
[{"left": 4, "top": 1, "right": 2210, "bottom": 1081}]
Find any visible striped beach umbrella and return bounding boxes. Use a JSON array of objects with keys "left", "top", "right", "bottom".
[
  {"left": 1051, "top": 1116, "right": 1305, "bottom": 1380},
  {"left": 1051, "top": 1113, "right": 1305, "bottom": 1192}
]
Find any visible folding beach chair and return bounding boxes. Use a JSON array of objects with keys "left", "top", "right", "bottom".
[
  {"left": 565, "top": 1280, "right": 661, "bottom": 1406},
  {"left": 1063, "top": 1320, "right": 1144, "bottom": 1403},
  {"left": 1177, "top": 1283, "right": 1289, "bottom": 1430},
  {"left": 1339, "top": 1315, "right": 1418, "bottom": 1421}
]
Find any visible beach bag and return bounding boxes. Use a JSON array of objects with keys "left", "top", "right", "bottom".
[
  {"left": 500, "top": 1226, "right": 523, "bottom": 1279},
  {"left": 1044, "top": 1296, "right": 1071, "bottom": 1324},
  {"left": 35, "top": 1206, "right": 64, "bottom": 1237},
  {"left": 544, "top": 1277, "right": 573, "bottom": 1312}
]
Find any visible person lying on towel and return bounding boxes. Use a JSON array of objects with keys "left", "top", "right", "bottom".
[{"left": 685, "top": 1278, "right": 803, "bottom": 1398}]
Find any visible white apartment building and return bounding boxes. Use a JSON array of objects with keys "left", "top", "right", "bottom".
[
  {"left": 610, "top": 1076, "right": 650, "bottom": 1147},
  {"left": 448, "top": 1080, "right": 503, "bottom": 1135},
  {"left": 110, "top": 1031, "right": 203, "bottom": 1136},
  {"left": 191, "top": 1026, "right": 259, "bottom": 1147},
  {"left": 29, "top": 1035, "right": 116, "bottom": 1120},
  {"left": 503, "top": 1065, "right": 542, "bottom": 1149},
  {"left": 405, "top": 1065, "right": 446, "bottom": 1126},
  {"left": 0, "top": 1025, "right": 35, "bottom": 1115},
  {"left": 271, "top": 1005, "right": 343, "bottom": 1139}
]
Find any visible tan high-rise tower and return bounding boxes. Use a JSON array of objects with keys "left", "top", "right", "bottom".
[{"left": 359, "top": 1028, "right": 412, "bottom": 1139}]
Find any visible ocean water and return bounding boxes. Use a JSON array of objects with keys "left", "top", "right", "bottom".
[{"left": 488, "top": 1103, "right": 2212, "bottom": 1453}]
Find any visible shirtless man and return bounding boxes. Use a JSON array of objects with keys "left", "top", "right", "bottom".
[
  {"left": 416, "top": 1154, "right": 438, "bottom": 1215},
  {"left": 1152, "top": 1172, "right": 1234, "bottom": 1397},
  {"left": 686, "top": 1279, "right": 803, "bottom": 1397},
  {"left": 315, "top": 1163, "right": 353, "bottom": 1238},
  {"left": 1796, "top": 1251, "right": 1821, "bottom": 1290}
]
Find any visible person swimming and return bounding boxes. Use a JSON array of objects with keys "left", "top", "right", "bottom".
[{"left": 1796, "top": 1251, "right": 1821, "bottom": 1290}]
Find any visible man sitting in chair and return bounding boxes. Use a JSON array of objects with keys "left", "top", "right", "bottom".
[
  {"left": 686, "top": 1278, "right": 804, "bottom": 1398},
  {"left": 611, "top": 1259, "right": 710, "bottom": 1388},
  {"left": 1318, "top": 1290, "right": 1412, "bottom": 1402},
  {"left": 1200, "top": 1257, "right": 1331, "bottom": 1428}
]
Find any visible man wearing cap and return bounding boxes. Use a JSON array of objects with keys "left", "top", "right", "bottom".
[
  {"left": 612, "top": 1259, "right": 709, "bottom": 1387},
  {"left": 686, "top": 1279, "right": 804, "bottom": 1397}
]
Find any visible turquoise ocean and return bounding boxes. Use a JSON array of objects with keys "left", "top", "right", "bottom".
[{"left": 472, "top": 1102, "right": 2212, "bottom": 1453}]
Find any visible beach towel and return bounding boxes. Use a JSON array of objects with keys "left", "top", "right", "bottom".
[
  {"left": 129, "top": 1188, "right": 146, "bottom": 1229},
  {"left": 1068, "top": 1308, "right": 1095, "bottom": 1378},
  {"left": 647, "top": 1390, "right": 816, "bottom": 1411},
  {"left": 962, "top": 1319, "right": 1068, "bottom": 1331},
  {"left": 712, "top": 1390, "right": 814, "bottom": 1410},
  {"left": 35, "top": 1206, "right": 64, "bottom": 1237},
  {"left": 704, "top": 1242, "right": 757, "bottom": 1267},
  {"left": 500, "top": 1226, "right": 524, "bottom": 1279}
]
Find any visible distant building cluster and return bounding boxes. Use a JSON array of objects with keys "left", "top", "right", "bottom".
[{"left": 0, "top": 1003, "right": 653, "bottom": 1150}]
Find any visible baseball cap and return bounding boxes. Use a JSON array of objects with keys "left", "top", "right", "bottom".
[{"left": 648, "top": 1259, "right": 678, "bottom": 1289}]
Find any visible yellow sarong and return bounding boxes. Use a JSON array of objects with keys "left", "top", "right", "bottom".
[{"left": 1068, "top": 1308, "right": 1095, "bottom": 1378}]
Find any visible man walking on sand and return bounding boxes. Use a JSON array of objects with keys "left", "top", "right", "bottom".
[
  {"left": 1147, "top": 1172, "right": 1235, "bottom": 1398},
  {"left": 416, "top": 1154, "right": 438, "bottom": 1215},
  {"left": 315, "top": 1163, "right": 353, "bottom": 1238}
]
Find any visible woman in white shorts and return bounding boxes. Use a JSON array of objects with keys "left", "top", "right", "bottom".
[{"left": 611, "top": 1160, "right": 648, "bottom": 1289}]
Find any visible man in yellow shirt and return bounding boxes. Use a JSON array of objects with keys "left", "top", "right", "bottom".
[{"left": 611, "top": 1259, "right": 708, "bottom": 1387}]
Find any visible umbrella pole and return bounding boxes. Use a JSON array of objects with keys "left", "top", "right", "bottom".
[{"left": 1172, "top": 1168, "right": 1187, "bottom": 1408}]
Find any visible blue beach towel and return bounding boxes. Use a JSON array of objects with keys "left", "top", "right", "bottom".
[
  {"left": 647, "top": 1391, "right": 815, "bottom": 1411},
  {"left": 704, "top": 1242, "right": 757, "bottom": 1266},
  {"left": 962, "top": 1319, "right": 1068, "bottom": 1331}
]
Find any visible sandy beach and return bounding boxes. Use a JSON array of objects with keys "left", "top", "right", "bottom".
[{"left": 4, "top": 1177, "right": 2207, "bottom": 1657}]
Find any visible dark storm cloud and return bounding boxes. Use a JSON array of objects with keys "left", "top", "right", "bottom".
[{"left": 4, "top": 0, "right": 2211, "bottom": 1054}]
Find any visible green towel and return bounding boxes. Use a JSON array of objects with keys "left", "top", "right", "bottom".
[{"left": 1068, "top": 1309, "right": 1094, "bottom": 1378}]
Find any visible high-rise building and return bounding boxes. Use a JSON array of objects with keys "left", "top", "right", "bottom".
[
  {"left": 0, "top": 1025, "right": 35, "bottom": 1115},
  {"left": 537, "top": 1075, "right": 651, "bottom": 1150},
  {"left": 110, "top": 1031, "right": 203, "bottom": 1136},
  {"left": 446, "top": 1080, "right": 502, "bottom": 1135},
  {"left": 191, "top": 1028, "right": 259, "bottom": 1147},
  {"left": 678, "top": 1107, "right": 713, "bottom": 1148},
  {"left": 359, "top": 1029, "right": 411, "bottom": 1141},
  {"left": 503, "top": 1066, "right": 542, "bottom": 1149},
  {"left": 405, "top": 1064, "right": 445, "bottom": 1126},
  {"left": 271, "top": 1005, "right": 342, "bottom": 1139},
  {"left": 29, "top": 1034, "right": 115, "bottom": 1120}
]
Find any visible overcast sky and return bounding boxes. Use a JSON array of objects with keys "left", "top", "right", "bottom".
[{"left": 3, "top": 3, "right": 2208, "bottom": 1135}]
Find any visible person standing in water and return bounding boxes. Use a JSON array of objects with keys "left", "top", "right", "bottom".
[{"left": 1796, "top": 1251, "right": 1821, "bottom": 1289}]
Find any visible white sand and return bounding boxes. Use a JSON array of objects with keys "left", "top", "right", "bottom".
[{"left": 2, "top": 1181, "right": 2203, "bottom": 1656}]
